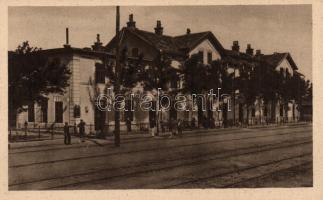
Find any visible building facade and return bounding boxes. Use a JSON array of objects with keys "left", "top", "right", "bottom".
[{"left": 13, "top": 14, "right": 301, "bottom": 133}]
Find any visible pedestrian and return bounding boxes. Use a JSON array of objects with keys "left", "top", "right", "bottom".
[
  {"left": 126, "top": 117, "right": 132, "bottom": 133},
  {"left": 210, "top": 117, "right": 215, "bottom": 129},
  {"left": 191, "top": 117, "right": 196, "bottom": 129},
  {"left": 78, "top": 119, "right": 86, "bottom": 142},
  {"left": 24, "top": 121, "right": 28, "bottom": 139},
  {"left": 177, "top": 119, "right": 183, "bottom": 137},
  {"left": 149, "top": 114, "right": 157, "bottom": 137},
  {"left": 170, "top": 118, "right": 177, "bottom": 137},
  {"left": 64, "top": 122, "right": 71, "bottom": 145}
]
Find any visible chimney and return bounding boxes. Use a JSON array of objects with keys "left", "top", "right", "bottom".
[
  {"left": 186, "top": 28, "right": 191, "bottom": 35},
  {"left": 246, "top": 44, "right": 254, "bottom": 56},
  {"left": 92, "top": 33, "right": 103, "bottom": 51},
  {"left": 154, "top": 20, "right": 163, "bottom": 35},
  {"left": 255, "top": 49, "right": 262, "bottom": 56},
  {"left": 232, "top": 41, "right": 239, "bottom": 52},
  {"left": 126, "top": 14, "right": 136, "bottom": 29},
  {"left": 64, "top": 27, "right": 71, "bottom": 48}
]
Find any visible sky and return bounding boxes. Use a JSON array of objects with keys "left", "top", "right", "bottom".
[{"left": 8, "top": 5, "right": 312, "bottom": 80}]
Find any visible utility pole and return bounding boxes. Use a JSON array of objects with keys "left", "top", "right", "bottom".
[
  {"left": 232, "top": 65, "right": 236, "bottom": 126},
  {"left": 114, "top": 6, "right": 121, "bottom": 147}
]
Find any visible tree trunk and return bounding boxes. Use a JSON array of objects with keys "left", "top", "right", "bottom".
[
  {"left": 246, "top": 106, "right": 249, "bottom": 126},
  {"left": 258, "top": 99, "right": 262, "bottom": 124},
  {"left": 207, "top": 96, "right": 213, "bottom": 128},
  {"left": 197, "top": 97, "right": 203, "bottom": 128},
  {"left": 223, "top": 103, "right": 228, "bottom": 128},
  {"left": 271, "top": 99, "right": 276, "bottom": 123},
  {"left": 284, "top": 101, "right": 289, "bottom": 123}
]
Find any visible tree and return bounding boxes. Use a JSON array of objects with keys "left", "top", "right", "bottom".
[
  {"left": 8, "top": 41, "right": 71, "bottom": 127},
  {"left": 209, "top": 59, "right": 234, "bottom": 127},
  {"left": 205, "top": 60, "right": 222, "bottom": 126},
  {"left": 92, "top": 45, "right": 144, "bottom": 140},
  {"left": 183, "top": 54, "right": 209, "bottom": 127},
  {"left": 286, "top": 72, "right": 312, "bottom": 121},
  {"left": 138, "top": 50, "right": 178, "bottom": 133}
]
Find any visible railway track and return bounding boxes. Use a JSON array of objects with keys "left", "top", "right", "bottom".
[
  {"left": 163, "top": 154, "right": 312, "bottom": 189},
  {"left": 9, "top": 136, "right": 312, "bottom": 190},
  {"left": 221, "top": 161, "right": 312, "bottom": 188},
  {"left": 9, "top": 128, "right": 310, "bottom": 168}
]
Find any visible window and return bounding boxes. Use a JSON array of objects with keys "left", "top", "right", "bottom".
[
  {"left": 198, "top": 51, "right": 203, "bottom": 62},
  {"left": 280, "top": 68, "right": 284, "bottom": 77},
  {"left": 95, "top": 64, "right": 105, "bottom": 84},
  {"left": 132, "top": 48, "right": 139, "bottom": 57},
  {"left": 207, "top": 52, "right": 212, "bottom": 64},
  {"left": 286, "top": 68, "right": 290, "bottom": 77},
  {"left": 55, "top": 101, "right": 63, "bottom": 123},
  {"left": 41, "top": 100, "right": 48, "bottom": 123},
  {"left": 74, "top": 105, "right": 81, "bottom": 118},
  {"left": 28, "top": 103, "right": 35, "bottom": 122}
]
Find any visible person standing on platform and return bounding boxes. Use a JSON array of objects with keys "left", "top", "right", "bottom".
[
  {"left": 177, "top": 119, "right": 183, "bottom": 137},
  {"left": 64, "top": 122, "right": 71, "bottom": 145},
  {"left": 78, "top": 119, "right": 86, "bottom": 142}
]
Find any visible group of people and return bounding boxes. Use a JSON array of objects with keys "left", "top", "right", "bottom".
[
  {"left": 63, "top": 116, "right": 214, "bottom": 144},
  {"left": 170, "top": 119, "right": 183, "bottom": 137},
  {"left": 63, "top": 119, "right": 86, "bottom": 145},
  {"left": 157, "top": 118, "right": 184, "bottom": 138}
]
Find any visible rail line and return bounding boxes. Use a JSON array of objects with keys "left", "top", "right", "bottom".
[
  {"left": 10, "top": 138, "right": 312, "bottom": 190},
  {"left": 163, "top": 154, "right": 312, "bottom": 188},
  {"left": 221, "top": 161, "right": 312, "bottom": 188},
  {"left": 9, "top": 128, "right": 310, "bottom": 168}
]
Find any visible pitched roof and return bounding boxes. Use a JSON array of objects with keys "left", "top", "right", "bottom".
[
  {"left": 223, "top": 49, "right": 253, "bottom": 60},
  {"left": 262, "top": 52, "right": 298, "bottom": 70},
  {"left": 105, "top": 27, "right": 225, "bottom": 56},
  {"left": 222, "top": 50, "right": 298, "bottom": 70},
  {"left": 129, "top": 28, "right": 181, "bottom": 55}
]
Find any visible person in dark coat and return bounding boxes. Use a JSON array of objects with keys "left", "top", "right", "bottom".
[
  {"left": 191, "top": 117, "right": 196, "bottom": 129},
  {"left": 177, "top": 119, "right": 183, "bottom": 137},
  {"left": 126, "top": 117, "right": 132, "bottom": 133},
  {"left": 64, "top": 122, "right": 71, "bottom": 145},
  {"left": 78, "top": 119, "right": 86, "bottom": 142}
]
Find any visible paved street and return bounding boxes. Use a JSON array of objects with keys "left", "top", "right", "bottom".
[{"left": 8, "top": 123, "right": 312, "bottom": 190}]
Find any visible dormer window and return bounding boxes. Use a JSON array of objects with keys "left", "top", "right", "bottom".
[{"left": 286, "top": 68, "right": 289, "bottom": 77}]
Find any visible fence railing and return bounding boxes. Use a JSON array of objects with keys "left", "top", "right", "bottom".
[{"left": 9, "top": 117, "right": 310, "bottom": 142}]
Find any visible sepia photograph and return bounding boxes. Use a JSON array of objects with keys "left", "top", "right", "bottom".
[{"left": 7, "top": 4, "right": 313, "bottom": 191}]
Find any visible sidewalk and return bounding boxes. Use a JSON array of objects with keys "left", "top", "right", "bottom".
[{"left": 8, "top": 121, "right": 311, "bottom": 149}]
